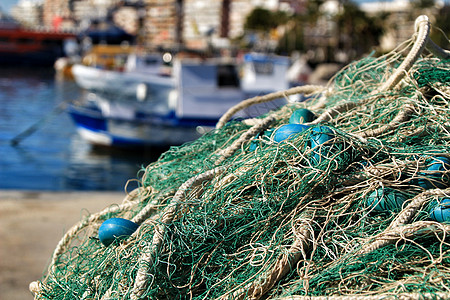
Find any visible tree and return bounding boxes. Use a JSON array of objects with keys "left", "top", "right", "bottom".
[
  {"left": 432, "top": 3, "right": 450, "bottom": 49},
  {"left": 242, "top": 7, "right": 289, "bottom": 50},
  {"left": 276, "top": 18, "right": 305, "bottom": 55},
  {"left": 411, "top": 0, "right": 436, "bottom": 9},
  {"left": 335, "top": 1, "right": 384, "bottom": 61},
  {"left": 244, "top": 7, "right": 287, "bottom": 31}
]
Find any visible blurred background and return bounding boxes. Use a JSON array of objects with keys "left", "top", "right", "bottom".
[
  {"left": 0, "top": 0, "right": 449, "bottom": 191},
  {"left": 2, "top": 0, "right": 450, "bottom": 63}
]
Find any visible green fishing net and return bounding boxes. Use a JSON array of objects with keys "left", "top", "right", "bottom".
[{"left": 30, "top": 16, "right": 450, "bottom": 299}]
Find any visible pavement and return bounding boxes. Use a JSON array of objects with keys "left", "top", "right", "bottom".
[{"left": 0, "top": 190, "right": 126, "bottom": 300}]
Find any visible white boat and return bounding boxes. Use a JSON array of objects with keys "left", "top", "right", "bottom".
[
  {"left": 71, "top": 51, "right": 174, "bottom": 100},
  {"left": 68, "top": 53, "right": 299, "bottom": 148}
]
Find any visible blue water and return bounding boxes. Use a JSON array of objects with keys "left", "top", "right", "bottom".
[{"left": 0, "top": 66, "right": 163, "bottom": 191}]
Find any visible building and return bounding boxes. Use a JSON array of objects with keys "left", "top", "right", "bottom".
[
  {"left": 11, "top": 0, "right": 43, "bottom": 27},
  {"left": 25, "top": 0, "right": 434, "bottom": 54},
  {"left": 143, "top": 0, "right": 180, "bottom": 48},
  {"left": 35, "top": 0, "right": 293, "bottom": 49}
]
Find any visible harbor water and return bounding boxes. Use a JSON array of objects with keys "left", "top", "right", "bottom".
[{"left": 0, "top": 66, "right": 164, "bottom": 191}]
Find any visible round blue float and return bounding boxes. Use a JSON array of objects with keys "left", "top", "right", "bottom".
[
  {"left": 366, "top": 187, "right": 408, "bottom": 212},
  {"left": 272, "top": 124, "right": 309, "bottom": 143},
  {"left": 98, "top": 218, "right": 139, "bottom": 247},
  {"left": 310, "top": 126, "right": 334, "bottom": 149},
  {"left": 417, "top": 156, "right": 450, "bottom": 189},
  {"left": 429, "top": 198, "right": 450, "bottom": 223},
  {"left": 310, "top": 126, "right": 334, "bottom": 164},
  {"left": 289, "top": 108, "right": 316, "bottom": 124}
]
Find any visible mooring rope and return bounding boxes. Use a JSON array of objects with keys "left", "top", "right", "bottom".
[{"left": 216, "top": 85, "right": 325, "bottom": 129}]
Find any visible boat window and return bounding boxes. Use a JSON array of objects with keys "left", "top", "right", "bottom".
[
  {"left": 253, "top": 61, "right": 274, "bottom": 75},
  {"left": 217, "top": 64, "right": 239, "bottom": 87}
]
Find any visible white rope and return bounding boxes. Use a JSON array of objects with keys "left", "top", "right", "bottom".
[
  {"left": 216, "top": 85, "right": 324, "bottom": 129},
  {"left": 311, "top": 15, "right": 431, "bottom": 125},
  {"left": 130, "top": 166, "right": 226, "bottom": 299}
]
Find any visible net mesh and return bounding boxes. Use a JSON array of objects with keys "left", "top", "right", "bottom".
[{"left": 30, "top": 16, "right": 450, "bottom": 300}]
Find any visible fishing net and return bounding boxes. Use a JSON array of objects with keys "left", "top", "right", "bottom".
[{"left": 30, "top": 15, "right": 450, "bottom": 299}]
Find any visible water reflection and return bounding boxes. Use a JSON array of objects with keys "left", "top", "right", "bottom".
[
  {"left": 0, "top": 66, "right": 165, "bottom": 191},
  {"left": 63, "top": 134, "right": 166, "bottom": 191}
]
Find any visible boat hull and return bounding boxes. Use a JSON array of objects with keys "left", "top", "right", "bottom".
[
  {"left": 0, "top": 26, "right": 76, "bottom": 66},
  {"left": 68, "top": 105, "right": 214, "bottom": 148},
  {"left": 71, "top": 64, "right": 175, "bottom": 99},
  {"left": 0, "top": 50, "right": 66, "bottom": 66}
]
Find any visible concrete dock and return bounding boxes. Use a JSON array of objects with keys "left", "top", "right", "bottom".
[{"left": 0, "top": 190, "right": 126, "bottom": 300}]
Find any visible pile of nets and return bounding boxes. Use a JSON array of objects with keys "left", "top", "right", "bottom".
[{"left": 31, "top": 15, "right": 450, "bottom": 299}]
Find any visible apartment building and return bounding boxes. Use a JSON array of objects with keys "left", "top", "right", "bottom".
[{"left": 34, "top": 0, "right": 290, "bottom": 49}]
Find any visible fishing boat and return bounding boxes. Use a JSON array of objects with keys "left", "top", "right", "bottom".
[
  {"left": 67, "top": 96, "right": 214, "bottom": 148},
  {"left": 70, "top": 46, "right": 207, "bottom": 100},
  {"left": 0, "top": 12, "right": 76, "bottom": 66},
  {"left": 68, "top": 53, "right": 298, "bottom": 148},
  {"left": 71, "top": 51, "right": 174, "bottom": 100}
]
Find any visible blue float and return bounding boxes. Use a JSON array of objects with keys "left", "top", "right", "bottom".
[
  {"left": 272, "top": 124, "right": 309, "bottom": 143},
  {"left": 429, "top": 198, "right": 450, "bottom": 223},
  {"left": 366, "top": 187, "right": 409, "bottom": 212},
  {"left": 417, "top": 156, "right": 450, "bottom": 189},
  {"left": 310, "top": 126, "right": 334, "bottom": 164},
  {"left": 310, "top": 126, "right": 334, "bottom": 148},
  {"left": 98, "top": 218, "right": 139, "bottom": 246},
  {"left": 289, "top": 108, "right": 316, "bottom": 124}
]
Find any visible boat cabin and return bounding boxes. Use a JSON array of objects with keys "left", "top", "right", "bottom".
[
  {"left": 174, "top": 55, "right": 291, "bottom": 120},
  {"left": 240, "top": 53, "right": 291, "bottom": 94}
]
